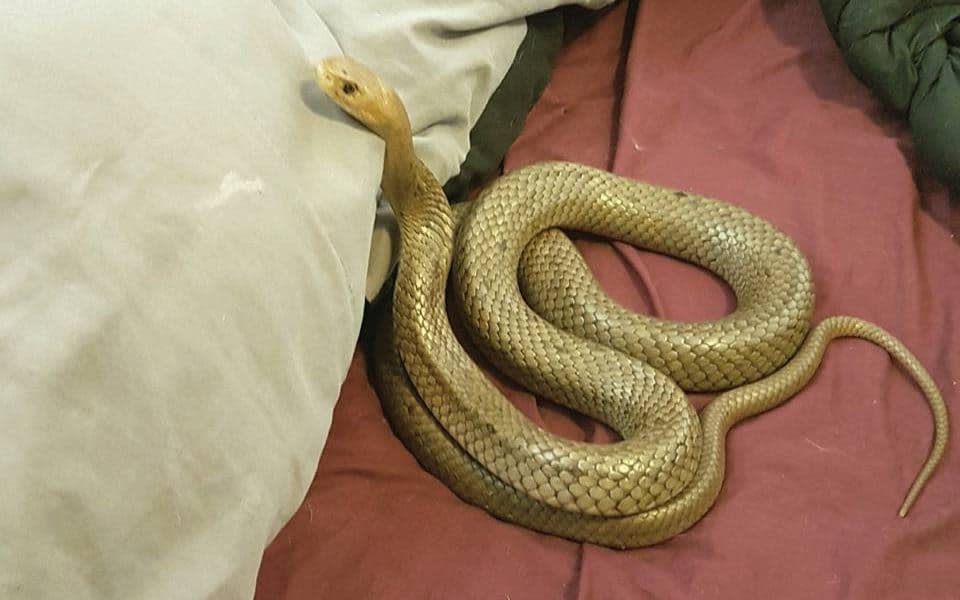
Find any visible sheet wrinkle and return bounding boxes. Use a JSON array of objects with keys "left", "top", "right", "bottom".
[
  {"left": 609, "top": 241, "right": 658, "bottom": 315},
  {"left": 561, "top": 542, "right": 584, "bottom": 600},
  {"left": 611, "top": 241, "right": 668, "bottom": 318}
]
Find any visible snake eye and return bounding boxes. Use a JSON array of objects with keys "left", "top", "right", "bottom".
[{"left": 342, "top": 82, "right": 358, "bottom": 95}]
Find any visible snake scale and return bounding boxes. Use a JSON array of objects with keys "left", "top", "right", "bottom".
[{"left": 315, "top": 57, "right": 948, "bottom": 548}]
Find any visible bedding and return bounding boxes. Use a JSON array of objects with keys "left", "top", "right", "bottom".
[
  {"left": 0, "top": 1, "right": 604, "bottom": 598},
  {"left": 819, "top": 0, "right": 960, "bottom": 193},
  {"left": 442, "top": 10, "right": 566, "bottom": 205},
  {"left": 256, "top": 1, "right": 959, "bottom": 598}
]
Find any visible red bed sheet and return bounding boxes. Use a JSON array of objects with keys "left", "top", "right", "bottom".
[{"left": 256, "top": 1, "right": 959, "bottom": 598}]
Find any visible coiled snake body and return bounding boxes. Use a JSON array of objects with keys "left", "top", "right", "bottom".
[{"left": 316, "top": 57, "right": 948, "bottom": 548}]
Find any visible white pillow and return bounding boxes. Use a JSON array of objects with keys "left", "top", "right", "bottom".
[{"left": 0, "top": 3, "right": 375, "bottom": 598}]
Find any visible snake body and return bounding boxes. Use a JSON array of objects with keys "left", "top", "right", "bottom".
[{"left": 316, "top": 57, "right": 948, "bottom": 547}]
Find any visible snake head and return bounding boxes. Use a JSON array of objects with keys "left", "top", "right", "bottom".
[{"left": 315, "top": 56, "right": 410, "bottom": 142}]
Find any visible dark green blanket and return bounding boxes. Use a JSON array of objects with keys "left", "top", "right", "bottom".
[{"left": 820, "top": 0, "right": 960, "bottom": 191}]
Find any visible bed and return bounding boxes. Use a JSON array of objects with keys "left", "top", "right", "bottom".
[
  {"left": 2, "top": 1, "right": 955, "bottom": 598},
  {"left": 255, "top": 1, "right": 959, "bottom": 598}
]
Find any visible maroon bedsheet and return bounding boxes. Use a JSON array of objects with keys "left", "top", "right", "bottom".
[{"left": 256, "top": 1, "right": 959, "bottom": 598}]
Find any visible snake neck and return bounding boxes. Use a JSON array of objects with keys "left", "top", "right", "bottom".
[
  {"left": 381, "top": 122, "right": 426, "bottom": 223},
  {"left": 381, "top": 128, "right": 456, "bottom": 312},
  {"left": 394, "top": 171, "right": 455, "bottom": 294}
]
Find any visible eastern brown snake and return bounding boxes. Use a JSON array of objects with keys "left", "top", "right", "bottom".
[{"left": 315, "top": 56, "right": 948, "bottom": 548}]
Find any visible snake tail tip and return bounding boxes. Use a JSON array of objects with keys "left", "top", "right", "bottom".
[{"left": 898, "top": 494, "right": 918, "bottom": 518}]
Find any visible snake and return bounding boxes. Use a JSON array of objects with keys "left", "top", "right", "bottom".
[{"left": 315, "top": 56, "right": 949, "bottom": 548}]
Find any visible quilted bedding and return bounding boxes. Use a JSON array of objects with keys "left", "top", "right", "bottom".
[{"left": 819, "top": 0, "right": 960, "bottom": 192}]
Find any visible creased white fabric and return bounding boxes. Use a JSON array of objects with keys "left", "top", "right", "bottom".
[
  {"left": 0, "top": 0, "right": 610, "bottom": 598},
  {"left": 0, "top": 2, "right": 375, "bottom": 598}
]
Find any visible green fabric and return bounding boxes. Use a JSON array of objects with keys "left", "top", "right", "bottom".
[
  {"left": 819, "top": 0, "right": 960, "bottom": 192},
  {"left": 443, "top": 11, "right": 565, "bottom": 203}
]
